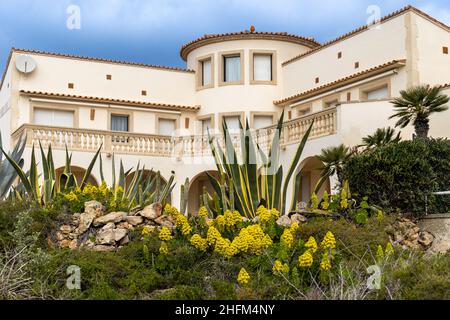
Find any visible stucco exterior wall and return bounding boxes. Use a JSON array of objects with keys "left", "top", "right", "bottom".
[
  {"left": 282, "top": 14, "right": 408, "bottom": 98},
  {"left": 0, "top": 63, "right": 12, "bottom": 151}
]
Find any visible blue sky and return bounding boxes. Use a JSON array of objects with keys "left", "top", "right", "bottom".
[{"left": 0, "top": 0, "right": 449, "bottom": 71}]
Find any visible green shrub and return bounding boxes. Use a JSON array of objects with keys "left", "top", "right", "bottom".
[{"left": 343, "top": 138, "right": 450, "bottom": 216}]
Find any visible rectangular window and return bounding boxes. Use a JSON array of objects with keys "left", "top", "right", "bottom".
[
  {"left": 111, "top": 115, "right": 129, "bottom": 132},
  {"left": 355, "top": 62, "right": 360, "bottom": 69},
  {"left": 253, "top": 54, "right": 272, "bottom": 81},
  {"left": 202, "top": 59, "right": 212, "bottom": 86},
  {"left": 68, "top": 83, "right": 74, "bottom": 89},
  {"left": 366, "top": 85, "right": 389, "bottom": 100},
  {"left": 298, "top": 107, "right": 311, "bottom": 117},
  {"left": 158, "top": 118, "right": 176, "bottom": 136},
  {"left": 443, "top": 46, "right": 449, "bottom": 54},
  {"left": 34, "top": 109, "right": 74, "bottom": 127},
  {"left": 224, "top": 55, "right": 241, "bottom": 82},
  {"left": 253, "top": 115, "right": 273, "bottom": 130},
  {"left": 202, "top": 118, "right": 212, "bottom": 135},
  {"left": 224, "top": 115, "right": 241, "bottom": 131}
]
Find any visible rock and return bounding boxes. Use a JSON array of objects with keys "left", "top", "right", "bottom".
[
  {"left": 120, "top": 235, "right": 130, "bottom": 245},
  {"left": 129, "top": 206, "right": 142, "bottom": 216},
  {"left": 93, "top": 245, "right": 116, "bottom": 252},
  {"left": 114, "top": 228, "right": 128, "bottom": 242},
  {"left": 418, "top": 231, "right": 434, "bottom": 248},
  {"left": 85, "top": 200, "right": 106, "bottom": 217},
  {"left": 154, "top": 216, "right": 174, "bottom": 229},
  {"left": 60, "top": 225, "right": 72, "bottom": 234},
  {"left": 96, "top": 229, "right": 116, "bottom": 245},
  {"left": 126, "top": 216, "right": 144, "bottom": 226},
  {"left": 102, "top": 222, "right": 116, "bottom": 230},
  {"left": 252, "top": 216, "right": 260, "bottom": 224},
  {"left": 93, "top": 212, "right": 127, "bottom": 227},
  {"left": 81, "top": 239, "right": 95, "bottom": 249},
  {"left": 140, "top": 203, "right": 162, "bottom": 220},
  {"left": 77, "top": 211, "right": 96, "bottom": 235},
  {"left": 276, "top": 215, "right": 292, "bottom": 228},
  {"left": 60, "top": 240, "right": 72, "bottom": 248},
  {"left": 56, "top": 232, "right": 66, "bottom": 241},
  {"left": 242, "top": 217, "right": 249, "bottom": 222},
  {"left": 69, "top": 240, "right": 78, "bottom": 250},
  {"left": 290, "top": 214, "right": 307, "bottom": 224}
]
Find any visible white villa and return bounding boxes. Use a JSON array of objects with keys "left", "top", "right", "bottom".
[{"left": 0, "top": 5, "right": 449, "bottom": 213}]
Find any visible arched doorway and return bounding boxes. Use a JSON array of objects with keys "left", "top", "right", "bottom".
[
  {"left": 125, "top": 170, "right": 172, "bottom": 204},
  {"left": 295, "top": 157, "right": 330, "bottom": 205},
  {"left": 55, "top": 166, "right": 99, "bottom": 188},
  {"left": 188, "top": 171, "right": 220, "bottom": 214}
]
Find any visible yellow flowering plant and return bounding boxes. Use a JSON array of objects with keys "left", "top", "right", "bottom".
[
  {"left": 159, "top": 227, "right": 173, "bottom": 241},
  {"left": 237, "top": 268, "right": 250, "bottom": 285}
]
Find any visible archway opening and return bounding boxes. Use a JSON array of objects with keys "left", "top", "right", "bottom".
[
  {"left": 295, "top": 157, "right": 330, "bottom": 206},
  {"left": 188, "top": 171, "right": 220, "bottom": 215},
  {"left": 55, "top": 166, "right": 99, "bottom": 188}
]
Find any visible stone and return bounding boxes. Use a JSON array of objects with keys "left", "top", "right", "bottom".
[
  {"left": 120, "top": 235, "right": 130, "bottom": 245},
  {"left": 418, "top": 231, "right": 434, "bottom": 248},
  {"left": 154, "top": 216, "right": 174, "bottom": 229},
  {"left": 93, "top": 212, "right": 127, "bottom": 227},
  {"left": 140, "top": 203, "right": 162, "bottom": 220},
  {"left": 60, "top": 240, "right": 72, "bottom": 248},
  {"left": 85, "top": 200, "right": 106, "bottom": 217},
  {"left": 96, "top": 229, "right": 116, "bottom": 245},
  {"left": 126, "top": 216, "right": 144, "bottom": 226},
  {"left": 252, "top": 216, "right": 260, "bottom": 224},
  {"left": 102, "top": 222, "right": 116, "bottom": 230},
  {"left": 276, "top": 215, "right": 292, "bottom": 228},
  {"left": 68, "top": 240, "right": 78, "bottom": 250},
  {"left": 56, "top": 232, "right": 66, "bottom": 242},
  {"left": 93, "top": 245, "right": 116, "bottom": 252},
  {"left": 60, "top": 225, "right": 72, "bottom": 234},
  {"left": 129, "top": 206, "right": 143, "bottom": 216},
  {"left": 77, "top": 211, "right": 96, "bottom": 235},
  {"left": 114, "top": 228, "right": 128, "bottom": 242},
  {"left": 290, "top": 214, "right": 307, "bottom": 224}
]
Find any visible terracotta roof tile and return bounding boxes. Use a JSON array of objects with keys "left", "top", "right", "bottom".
[
  {"left": 11, "top": 48, "right": 194, "bottom": 73},
  {"left": 20, "top": 90, "right": 200, "bottom": 112},
  {"left": 274, "top": 60, "right": 406, "bottom": 106},
  {"left": 282, "top": 6, "right": 449, "bottom": 66},
  {"left": 180, "top": 31, "right": 320, "bottom": 60}
]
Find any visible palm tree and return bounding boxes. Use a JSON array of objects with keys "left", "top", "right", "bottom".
[
  {"left": 389, "top": 85, "right": 449, "bottom": 139},
  {"left": 361, "top": 127, "right": 401, "bottom": 149},
  {"left": 315, "top": 144, "right": 351, "bottom": 191}
]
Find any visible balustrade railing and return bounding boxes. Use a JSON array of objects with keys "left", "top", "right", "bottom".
[{"left": 11, "top": 108, "right": 337, "bottom": 158}]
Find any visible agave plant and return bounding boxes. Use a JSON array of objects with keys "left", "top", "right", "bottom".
[
  {"left": 0, "top": 133, "right": 26, "bottom": 199},
  {"left": 99, "top": 153, "right": 175, "bottom": 208},
  {"left": 204, "top": 112, "right": 314, "bottom": 218},
  {"left": 0, "top": 142, "right": 101, "bottom": 205}
]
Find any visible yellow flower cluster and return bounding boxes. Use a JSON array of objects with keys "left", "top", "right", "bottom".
[
  {"left": 159, "top": 242, "right": 169, "bottom": 254},
  {"left": 206, "top": 226, "right": 222, "bottom": 246},
  {"left": 376, "top": 245, "right": 384, "bottom": 261},
  {"left": 64, "top": 192, "right": 78, "bottom": 202},
  {"left": 142, "top": 225, "right": 153, "bottom": 237},
  {"left": 214, "top": 237, "right": 232, "bottom": 256},
  {"left": 320, "top": 253, "right": 331, "bottom": 271},
  {"left": 304, "top": 236, "right": 318, "bottom": 253},
  {"left": 190, "top": 234, "right": 208, "bottom": 252},
  {"left": 320, "top": 231, "right": 336, "bottom": 250},
  {"left": 214, "top": 210, "right": 242, "bottom": 228},
  {"left": 165, "top": 205, "right": 192, "bottom": 237},
  {"left": 256, "top": 206, "right": 280, "bottom": 223},
  {"left": 237, "top": 268, "right": 250, "bottom": 285},
  {"left": 298, "top": 251, "right": 314, "bottom": 268},
  {"left": 272, "top": 260, "right": 290, "bottom": 275},
  {"left": 198, "top": 206, "right": 208, "bottom": 218},
  {"left": 159, "top": 227, "right": 173, "bottom": 241},
  {"left": 281, "top": 229, "right": 294, "bottom": 249},
  {"left": 232, "top": 224, "right": 273, "bottom": 256},
  {"left": 385, "top": 242, "right": 394, "bottom": 256},
  {"left": 311, "top": 193, "right": 319, "bottom": 210},
  {"left": 181, "top": 222, "right": 192, "bottom": 236}
]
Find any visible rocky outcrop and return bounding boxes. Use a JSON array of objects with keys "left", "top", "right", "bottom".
[
  {"left": 386, "top": 217, "right": 435, "bottom": 251},
  {"left": 54, "top": 201, "right": 175, "bottom": 252}
]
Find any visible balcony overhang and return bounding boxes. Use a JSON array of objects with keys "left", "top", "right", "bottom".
[
  {"left": 20, "top": 90, "right": 201, "bottom": 113},
  {"left": 274, "top": 59, "right": 406, "bottom": 107}
]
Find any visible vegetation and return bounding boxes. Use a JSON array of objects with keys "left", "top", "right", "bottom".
[
  {"left": 360, "top": 127, "right": 401, "bottom": 150},
  {"left": 205, "top": 112, "right": 314, "bottom": 218},
  {"left": 343, "top": 138, "right": 450, "bottom": 216},
  {"left": 0, "top": 133, "right": 26, "bottom": 199},
  {"left": 390, "top": 85, "right": 449, "bottom": 139},
  {"left": 315, "top": 144, "right": 352, "bottom": 193}
]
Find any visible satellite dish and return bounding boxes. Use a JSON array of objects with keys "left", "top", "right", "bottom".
[{"left": 15, "top": 55, "right": 37, "bottom": 74}]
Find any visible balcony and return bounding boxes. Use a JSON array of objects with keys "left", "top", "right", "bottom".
[{"left": 11, "top": 107, "right": 337, "bottom": 158}]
